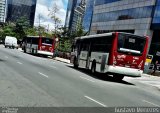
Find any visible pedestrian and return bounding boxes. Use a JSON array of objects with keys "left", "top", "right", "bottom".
[{"left": 151, "top": 60, "right": 158, "bottom": 75}]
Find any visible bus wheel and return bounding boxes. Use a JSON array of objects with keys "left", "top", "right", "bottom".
[
  {"left": 113, "top": 74, "right": 124, "bottom": 81},
  {"left": 73, "top": 58, "right": 78, "bottom": 68},
  {"left": 24, "top": 47, "right": 26, "bottom": 53},
  {"left": 91, "top": 61, "right": 96, "bottom": 75}
]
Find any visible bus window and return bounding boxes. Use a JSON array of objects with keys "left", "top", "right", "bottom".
[
  {"left": 27, "top": 37, "right": 31, "bottom": 44},
  {"left": 32, "top": 38, "right": 39, "bottom": 44},
  {"left": 118, "top": 34, "right": 146, "bottom": 55},
  {"left": 80, "top": 39, "right": 90, "bottom": 51},
  {"left": 42, "top": 38, "right": 53, "bottom": 45},
  {"left": 91, "top": 36, "right": 112, "bottom": 53}
]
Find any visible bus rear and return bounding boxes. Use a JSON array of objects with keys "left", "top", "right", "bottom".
[
  {"left": 38, "top": 37, "right": 55, "bottom": 56},
  {"left": 107, "top": 32, "right": 149, "bottom": 77}
]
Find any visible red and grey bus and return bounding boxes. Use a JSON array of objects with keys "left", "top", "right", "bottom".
[
  {"left": 22, "top": 36, "right": 55, "bottom": 56},
  {"left": 70, "top": 32, "right": 149, "bottom": 80}
]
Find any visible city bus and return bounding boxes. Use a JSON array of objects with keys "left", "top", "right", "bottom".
[
  {"left": 22, "top": 36, "right": 55, "bottom": 56},
  {"left": 70, "top": 32, "right": 149, "bottom": 80}
]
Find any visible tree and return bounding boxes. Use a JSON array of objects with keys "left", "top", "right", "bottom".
[
  {"left": 69, "top": 24, "right": 87, "bottom": 40},
  {"left": 49, "top": 3, "right": 62, "bottom": 35},
  {"left": 0, "top": 23, "right": 16, "bottom": 39},
  {"left": 14, "top": 16, "right": 30, "bottom": 39},
  {"left": 25, "top": 27, "right": 39, "bottom": 36}
]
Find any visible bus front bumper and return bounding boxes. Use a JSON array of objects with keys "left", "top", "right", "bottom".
[
  {"left": 37, "top": 50, "right": 53, "bottom": 56},
  {"left": 107, "top": 66, "right": 143, "bottom": 77}
]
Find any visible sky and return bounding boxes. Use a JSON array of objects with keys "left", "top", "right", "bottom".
[{"left": 34, "top": 0, "right": 68, "bottom": 31}]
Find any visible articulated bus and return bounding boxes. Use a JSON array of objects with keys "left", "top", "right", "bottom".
[
  {"left": 70, "top": 32, "right": 149, "bottom": 80},
  {"left": 22, "top": 36, "right": 55, "bottom": 56}
]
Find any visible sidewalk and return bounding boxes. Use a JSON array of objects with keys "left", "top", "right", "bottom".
[
  {"left": 18, "top": 48, "right": 23, "bottom": 52},
  {"left": 142, "top": 73, "right": 160, "bottom": 79},
  {"left": 53, "top": 57, "right": 70, "bottom": 64}
]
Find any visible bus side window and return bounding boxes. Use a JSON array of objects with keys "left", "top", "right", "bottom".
[
  {"left": 81, "top": 40, "right": 90, "bottom": 51},
  {"left": 91, "top": 36, "right": 112, "bottom": 53}
]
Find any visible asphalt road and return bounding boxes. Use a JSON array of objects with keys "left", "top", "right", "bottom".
[{"left": 0, "top": 45, "right": 160, "bottom": 107}]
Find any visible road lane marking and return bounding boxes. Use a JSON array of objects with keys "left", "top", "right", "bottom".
[
  {"left": 17, "top": 62, "right": 22, "bottom": 65},
  {"left": 84, "top": 96, "right": 107, "bottom": 107},
  {"left": 49, "top": 66, "right": 57, "bottom": 69},
  {"left": 5, "top": 56, "right": 8, "bottom": 59},
  {"left": 39, "top": 72, "right": 49, "bottom": 78},
  {"left": 80, "top": 76, "right": 95, "bottom": 82},
  {"left": 142, "top": 100, "right": 160, "bottom": 107}
]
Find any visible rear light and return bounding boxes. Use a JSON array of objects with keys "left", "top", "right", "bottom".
[{"left": 49, "top": 47, "right": 52, "bottom": 50}]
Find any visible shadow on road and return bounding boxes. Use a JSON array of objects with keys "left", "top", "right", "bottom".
[
  {"left": 0, "top": 59, "right": 5, "bottom": 62},
  {"left": 67, "top": 66, "right": 135, "bottom": 86}
]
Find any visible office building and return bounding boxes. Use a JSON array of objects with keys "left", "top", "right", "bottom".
[
  {"left": 65, "top": 0, "right": 79, "bottom": 30},
  {"left": 71, "top": 0, "right": 86, "bottom": 33},
  {"left": 65, "top": 0, "right": 94, "bottom": 33},
  {"left": 82, "top": 0, "right": 94, "bottom": 32},
  {"left": 6, "top": 0, "right": 37, "bottom": 26},
  {"left": 90, "top": 0, "right": 160, "bottom": 61},
  {"left": 0, "top": 0, "right": 7, "bottom": 23}
]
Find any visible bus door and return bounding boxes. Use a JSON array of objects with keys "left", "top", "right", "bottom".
[
  {"left": 79, "top": 40, "right": 90, "bottom": 68},
  {"left": 26, "top": 37, "right": 31, "bottom": 53},
  {"left": 86, "top": 42, "right": 91, "bottom": 69}
]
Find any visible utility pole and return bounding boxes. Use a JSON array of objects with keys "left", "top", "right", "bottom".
[
  {"left": 39, "top": 14, "right": 41, "bottom": 36},
  {"left": 48, "top": 24, "right": 49, "bottom": 33}
]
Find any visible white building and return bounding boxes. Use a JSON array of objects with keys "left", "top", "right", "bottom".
[{"left": 0, "top": 0, "right": 7, "bottom": 23}]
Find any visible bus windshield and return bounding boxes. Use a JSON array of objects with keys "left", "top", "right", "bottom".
[
  {"left": 118, "top": 34, "right": 146, "bottom": 55},
  {"left": 42, "top": 38, "right": 53, "bottom": 46}
]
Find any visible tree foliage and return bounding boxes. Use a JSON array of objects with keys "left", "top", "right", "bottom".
[
  {"left": 0, "top": 16, "right": 53, "bottom": 40},
  {"left": 49, "top": 3, "right": 62, "bottom": 34}
]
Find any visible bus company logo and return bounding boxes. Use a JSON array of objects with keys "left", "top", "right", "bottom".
[
  {"left": 117, "top": 55, "right": 126, "bottom": 59},
  {"left": 133, "top": 57, "right": 139, "bottom": 60}
]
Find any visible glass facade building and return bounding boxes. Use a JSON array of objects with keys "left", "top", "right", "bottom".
[
  {"left": 65, "top": 0, "right": 78, "bottom": 29},
  {"left": 65, "top": 0, "right": 94, "bottom": 33},
  {"left": 90, "top": 0, "right": 155, "bottom": 35},
  {"left": 149, "top": 0, "right": 160, "bottom": 60},
  {"left": 93, "top": 6, "right": 153, "bottom": 22},
  {"left": 95, "top": 0, "right": 121, "bottom": 6},
  {"left": 6, "top": 0, "right": 37, "bottom": 26},
  {"left": 90, "top": 0, "right": 160, "bottom": 62},
  {"left": 82, "top": 0, "right": 94, "bottom": 32},
  {"left": 65, "top": 0, "right": 83, "bottom": 30},
  {"left": 0, "top": 0, "right": 7, "bottom": 23}
]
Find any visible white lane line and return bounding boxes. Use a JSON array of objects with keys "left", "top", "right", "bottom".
[
  {"left": 17, "top": 62, "right": 23, "bottom": 65},
  {"left": 84, "top": 96, "right": 107, "bottom": 107},
  {"left": 142, "top": 100, "right": 160, "bottom": 107},
  {"left": 80, "top": 76, "right": 95, "bottom": 83},
  {"left": 5, "top": 56, "right": 8, "bottom": 58},
  {"left": 38, "top": 72, "right": 49, "bottom": 78},
  {"left": 49, "top": 66, "right": 58, "bottom": 69}
]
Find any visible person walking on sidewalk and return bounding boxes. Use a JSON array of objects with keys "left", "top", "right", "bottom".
[{"left": 151, "top": 60, "right": 158, "bottom": 75}]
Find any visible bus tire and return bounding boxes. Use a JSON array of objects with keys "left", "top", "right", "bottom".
[
  {"left": 73, "top": 58, "right": 78, "bottom": 68},
  {"left": 24, "top": 47, "right": 26, "bottom": 53},
  {"left": 113, "top": 74, "right": 124, "bottom": 81},
  {"left": 91, "top": 61, "right": 96, "bottom": 75}
]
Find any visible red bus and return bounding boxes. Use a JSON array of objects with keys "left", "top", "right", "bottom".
[
  {"left": 70, "top": 32, "right": 149, "bottom": 80},
  {"left": 22, "top": 36, "right": 55, "bottom": 56}
]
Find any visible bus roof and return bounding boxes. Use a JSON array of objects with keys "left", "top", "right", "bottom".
[
  {"left": 25, "top": 36, "right": 53, "bottom": 39},
  {"left": 76, "top": 32, "right": 146, "bottom": 40}
]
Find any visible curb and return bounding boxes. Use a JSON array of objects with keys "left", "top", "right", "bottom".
[{"left": 53, "top": 58, "right": 70, "bottom": 64}]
